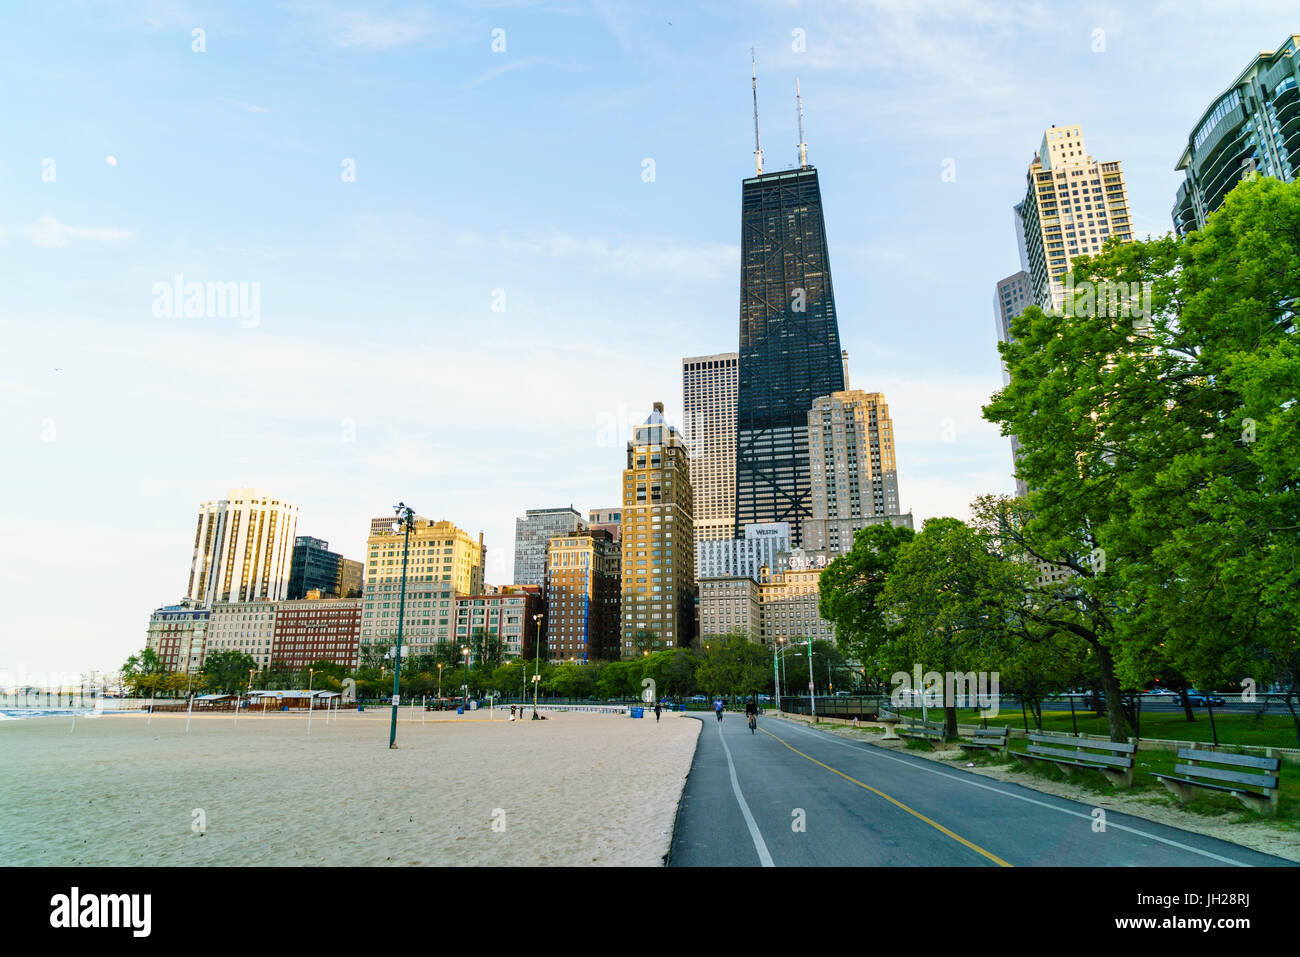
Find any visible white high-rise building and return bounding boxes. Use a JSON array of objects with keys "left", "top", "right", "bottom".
[
  {"left": 697, "top": 522, "right": 790, "bottom": 581},
  {"left": 994, "top": 272, "right": 1033, "bottom": 498},
  {"left": 186, "top": 488, "right": 299, "bottom": 605},
  {"left": 682, "top": 353, "right": 737, "bottom": 577},
  {"left": 1019, "top": 124, "right": 1134, "bottom": 310}
]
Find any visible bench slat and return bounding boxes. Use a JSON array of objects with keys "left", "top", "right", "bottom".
[
  {"left": 1019, "top": 753, "right": 1106, "bottom": 770},
  {"left": 1028, "top": 744, "right": 1133, "bottom": 768},
  {"left": 1178, "top": 749, "right": 1280, "bottom": 771},
  {"left": 1173, "top": 764, "right": 1278, "bottom": 790},
  {"left": 1027, "top": 733, "right": 1135, "bottom": 754},
  {"left": 972, "top": 729, "right": 1008, "bottom": 739},
  {"left": 1154, "top": 774, "right": 1241, "bottom": 795}
]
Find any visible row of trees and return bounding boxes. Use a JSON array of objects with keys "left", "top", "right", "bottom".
[
  {"left": 118, "top": 635, "right": 856, "bottom": 705},
  {"left": 820, "top": 176, "right": 1300, "bottom": 743}
]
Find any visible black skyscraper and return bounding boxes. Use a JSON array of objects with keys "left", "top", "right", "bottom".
[{"left": 734, "top": 165, "right": 845, "bottom": 546}]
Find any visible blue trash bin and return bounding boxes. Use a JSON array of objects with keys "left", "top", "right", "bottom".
[
  {"left": 457, "top": 705, "right": 464, "bottom": 715},
  {"left": 631, "top": 706, "right": 643, "bottom": 718}
]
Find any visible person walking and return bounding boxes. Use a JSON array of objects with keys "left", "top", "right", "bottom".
[
  {"left": 714, "top": 698, "right": 724, "bottom": 723},
  {"left": 654, "top": 701, "right": 662, "bottom": 723}
]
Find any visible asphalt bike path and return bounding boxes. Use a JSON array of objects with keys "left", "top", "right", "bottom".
[{"left": 668, "top": 713, "right": 1294, "bottom": 867}]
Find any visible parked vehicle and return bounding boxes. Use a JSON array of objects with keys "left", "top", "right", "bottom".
[{"left": 1184, "top": 689, "right": 1225, "bottom": 706}]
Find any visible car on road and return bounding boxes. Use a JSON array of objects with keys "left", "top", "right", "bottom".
[
  {"left": 1184, "top": 689, "right": 1225, "bottom": 706},
  {"left": 689, "top": 695, "right": 708, "bottom": 702}
]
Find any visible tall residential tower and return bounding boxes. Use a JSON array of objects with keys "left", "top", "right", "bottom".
[
  {"left": 682, "top": 352, "right": 738, "bottom": 575},
  {"left": 1173, "top": 34, "right": 1299, "bottom": 234},
  {"left": 1017, "top": 125, "right": 1134, "bottom": 310},
  {"left": 187, "top": 488, "right": 299, "bottom": 605},
  {"left": 621, "top": 402, "right": 695, "bottom": 656}
]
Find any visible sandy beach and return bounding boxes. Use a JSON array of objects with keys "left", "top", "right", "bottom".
[{"left": 0, "top": 708, "right": 700, "bottom": 866}]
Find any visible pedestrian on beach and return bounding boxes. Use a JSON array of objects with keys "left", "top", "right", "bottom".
[{"left": 654, "top": 702, "right": 661, "bottom": 723}]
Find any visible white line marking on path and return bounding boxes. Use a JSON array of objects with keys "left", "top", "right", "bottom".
[
  {"left": 716, "top": 718, "right": 774, "bottom": 867},
  {"left": 777, "top": 719, "right": 1252, "bottom": 867}
]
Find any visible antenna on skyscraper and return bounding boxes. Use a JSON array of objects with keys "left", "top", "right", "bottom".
[
  {"left": 796, "top": 77, "right": 808, "bottom": 169},
  {"left": 751, "top": 48, "right": 764, "bottom": 175}
]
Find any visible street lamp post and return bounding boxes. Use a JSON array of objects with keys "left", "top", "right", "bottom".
[
  {"left": 772, "top": 640, "right": 782, "bottom": 711},
  {"left": 531, "top": 613, "right": 544, "bottom": 718},
  {"left": 388, "top": 503, "right": 416, "bottom": 749},
  {"left": 806, "top": 637, "right": 816, "bottom": 718},
  {"left": 306, "top": 667, "right": 316, "bottom": 735},
  {"left": 437, "top": 663, "right": 443, "bottom": 703},
  {"left": 462, "top": 646, "right": 470, "bottom": 710}
]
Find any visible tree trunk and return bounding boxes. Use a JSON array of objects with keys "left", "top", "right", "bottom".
[
  {"left": 1178, "top": 686, "right": 1195, "bottom": 721},
  {"left": 1094, "top": 642, "right": 1133, "bottom": 743}
]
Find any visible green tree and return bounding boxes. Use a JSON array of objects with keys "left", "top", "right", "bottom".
[
  {"left": 818, "top": 522, "right": 916, "bottom": 686},
  {"left": 199, "top": 650, "right": 258, "bottom": 695},
  {"left": 985, "top": 176, "right": 1300, "bottom": 740},
  {"left": 880, "top": 517, "right": 1025, "bottom": 737},
  {"left": 695, "top": 633, "right": 771, "bottom": 699},
  {"left": 120, "top": 647, "right": 164, "bottom": 695}
]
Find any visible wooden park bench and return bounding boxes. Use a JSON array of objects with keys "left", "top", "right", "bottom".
[
  {"left": 958, "top": 726, "right": 1009, "bottom": 757},
  {"left": 1152, "top": 749, "right": 1281, "bottom": 817},
  {"left": 898, "top": 718, "right": 948, "bottom": 747},
  {"left": 1012, "top": 732, "right": 1135, "bottom": 787}
]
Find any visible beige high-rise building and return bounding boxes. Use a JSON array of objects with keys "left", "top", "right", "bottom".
[
  {"left": 187, "top": 488, "right": 299, "bottom": 605},
  {"left": 682, "top": 353, "right": 737, "bottom": 575},
  {"left": 359, "top": 517, "right": 485, "bottom": 662},
  {"left": 803, "top": 391, "right": 913, "bottom": 556},
  {"left": 364, "top": 517, "right": 485, "bottom": 595},
  {"left": 1018, "top": 125, "right": 1134, "bottom": 310},
  {"left": 620, "top": 402, "right": 696, "bottom": 656},
  {"left": 699, "top": 560, "right": 834, "bottom": 650}
]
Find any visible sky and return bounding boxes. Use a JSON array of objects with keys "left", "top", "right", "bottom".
[{"left": 2, "top": 0, "right": 1297, "bottom": 682}]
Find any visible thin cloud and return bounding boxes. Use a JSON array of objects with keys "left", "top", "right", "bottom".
[
  {"left": 331, "top": 8, "right": 439, "bottom": 49},
  {"left": 2, "top": 216, "right": 133, "bottom": 248}
]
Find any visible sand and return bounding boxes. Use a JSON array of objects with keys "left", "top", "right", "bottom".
[
  {"left": 0, "top": 708, "right": 700, "bottom": 867},
  {"left": 797, "top": 719, "right": 1300, "bottom": 863}
]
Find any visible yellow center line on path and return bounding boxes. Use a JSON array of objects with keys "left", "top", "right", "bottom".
[{"left": 759, "top": 727, "right": 1012, "bottom": 868}]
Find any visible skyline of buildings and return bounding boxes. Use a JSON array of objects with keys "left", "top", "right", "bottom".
[{"left": 129, "top": 33, "right": 1297, "bottom": 681}]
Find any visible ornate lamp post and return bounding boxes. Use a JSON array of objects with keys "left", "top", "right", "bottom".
[
  {"left": 388, "top": 503, "right": 416, "bottom": 749},
  {"left": 462, "top": 646, "right": 470, "bottom": 709},
  {"left": 531, "top": 613, "right": 544, "bottom": 718}
]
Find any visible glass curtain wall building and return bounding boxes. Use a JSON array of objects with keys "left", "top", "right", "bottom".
[
  {"left": 1172, "top": 34, "right": 1299, "bottom": 235},
  {"left": 734, "top": 166, "right": 845, "bottom": 547}
]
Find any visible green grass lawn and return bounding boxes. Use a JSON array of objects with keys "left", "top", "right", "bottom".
[
  {"left": 869, "top": 714, "right": 1300, "bottom": 825},
  {"left": 892, "top": 707, "right": 1299, "bottom": 750}
]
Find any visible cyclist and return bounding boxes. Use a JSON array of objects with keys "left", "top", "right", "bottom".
[
  {"left": 714, "top": 698, "right": 724, "bottom": 723},
  {"left": 745, "top": 697, "right": 758, "bottom": 733}
]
